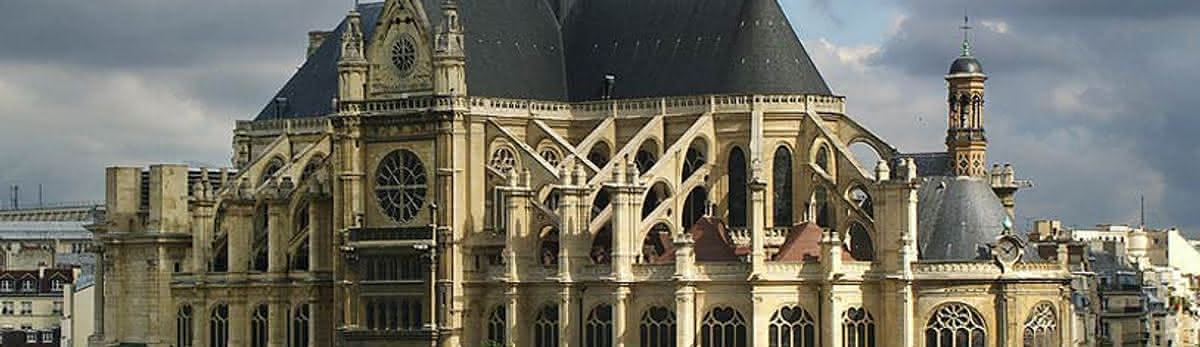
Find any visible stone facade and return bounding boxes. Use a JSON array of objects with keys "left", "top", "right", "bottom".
[{"left": 90, "top": 1, "right": 1076, "bottom": 347}]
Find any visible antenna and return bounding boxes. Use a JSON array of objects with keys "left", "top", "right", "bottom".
[
  {"left": 37, "top": 184, "right": 42, "bottom": 208},
  {"left": 1140, "top": 194, "right": 1145, "bottom": 227},
  {"left": 10, "top": 185, "right": 17, "bottom": 210}
]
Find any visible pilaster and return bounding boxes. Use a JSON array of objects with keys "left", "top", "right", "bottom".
[{"left": 613, "top": 286, "right": 631, "bottom": 347}]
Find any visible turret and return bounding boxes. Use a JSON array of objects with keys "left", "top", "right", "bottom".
[
  {"left": 945, "top": 17, "right": 988, "bottom": 178},
  {"left": 433, "top": 0, "right": 467, "bottom": 97},
  {"left": 337, "top": 8, "right": 368, "bottom": 103}
]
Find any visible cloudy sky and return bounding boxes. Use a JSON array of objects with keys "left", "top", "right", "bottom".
[{"left": 0, "top": 1, "right": 1196, "bottom": 233}]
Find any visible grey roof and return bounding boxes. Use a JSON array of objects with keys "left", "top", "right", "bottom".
[
  {"left": 0, "top": 221, "right": 93, "bottom": 240},
  {"left": 949, "top": 55, "right": 983, "bottom": 75},
  {"left": 900, "top": 152, "right": 951, "bottom": 177},
  {"left": 916, "top": 176, "right": 1009, "bottom": 260},
  {"left": 257, "top": 0, "right": 831, "bottom": 120}
]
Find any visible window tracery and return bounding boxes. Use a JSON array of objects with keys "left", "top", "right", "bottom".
[
  {"left": 1023, "top": 302, "right": 1057, "bottom": 347},
  {"left": 640, "top": 306, "right": 676, "bottom": 347},
  {"left": 210, "top": 304, "right": 229, "bottom": 347},
  {"left": 773, "top": 146, "right": 793, "bottom": 228},
  {"left": 487, "top": 306, "right": 506, "bottom": 345},
  {"left": 585, "top": 304, "right": 613, "bottom": 347},
  {"left": 489, "top": 146, "right": 517, "bottom": 174},
  {"left": 924, "top": 303, "right": 986, "bottom": 347},
  {"left": 700, "top": 306, "right": 747, "bottom": 347},
  {"left": 727, "top": 147, "right": 748, "bottom": 228},
  {"left": 177, "top": 305, "right": 193, "bottom": 347},
  {"left": 290, "top": 304, "right": 310, "bottom": 347},
  {"left": 534, "top": 305, "right": 559, "bottom": 347},
  {"left": 768, "top": 305, "right": 816, "bottom": 347},
  {"left": 251, "top": 304, "right": 268, "bottom": 347},
  {"left": 848, "top": 223, "right": 874, "bottom": 261},
  {"left": 843, "top": 307, "right": 875, "bottom": 347},
  {"left": 376, "top": 150, "right": 427, "bottom": 223}
]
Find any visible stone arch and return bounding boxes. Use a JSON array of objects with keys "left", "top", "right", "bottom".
[
  {"left": 726, "top": 145, "right": 749, "bottom": 228},
  {"left": 699, "top": 306, "right": 748, "bottom": 347},
  {"left": 642, "top": 181, "right": 672, "bottom": 219},
  {"left": 538, "top": 226, "right": 560, "bottom": 266},
  {"left": 811, "top": 185, "right": 832, "bottom": 229},
  {"left": 487, "top": 140, "right": 521, "bottom": 176},
  {"left": 847, "top": 222, "right": 874, "bottom": 261},
  {"left": 590, "top": 222, "right": 612, "bottom": 264},
  {"left": 768, "top": 305, "right": 817, "bottom": 347},
  {"left": 635, "top": 138, "right": 661, "bottom": 174},
  {"left": 847, "top": 140, "right": 884, "bottom": 175},
  {"left": 640, "top": 222, "right": 674, "bottom": 264},
  {"left": 682, "top": 137, "right": 710, "bottom": 182},
  {"left": 681, "top": 186, "right": 708, "bottom": 233},
  {"left": 588, "top": 140, "right": 612, "bottom": 169},
  {"left": 809, "top": 139, "right": 833, "bottom": 176},
  {"left": 260, "top": 156, "right": 286, "bottom": 184},
  {"left": 592, "top": 188, "right": 611, "bottom": 220},
  {"left": 846, "top": 185, "right": 873, "bottom": 219},
  {"left": 1023, "top": 301, "right": 1058, "bottom": 347},
  {"left": 299, "top": 153, "right": 326, "bottom": 182}
]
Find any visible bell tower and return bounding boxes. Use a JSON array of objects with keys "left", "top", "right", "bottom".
[{"left": 945, "top": 17, "right": 988, "bottom": 177}]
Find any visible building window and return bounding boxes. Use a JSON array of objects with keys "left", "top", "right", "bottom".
[
  {"left": 365, "top": 297, "right": 422, "bottom": 331},
  {"left": 291, "top": 304, "right": 310, "bottom": 347},
  {"left": 769, "top": 305, "right": 816, "bottom": 347},
  {"left": 0, "top": 280, "right": 11, "bottom": 292},
  {"left": 534, "top": 305, "right": 559, "bottom": 347},
  {"left": 20, "top": 301, "right": 31, "bottom": 315},
  {"left": 540, "top": 227, "right": 560, "bottom": 266},
  {"left": 362, "top": 255, "right": 424, "bottom": 281},
  {"left": 210, "top": 304, "right": 229, "bottom": 347},
  {"left": 812, "top": 186, "right": 831, "bottom": 228},
  {"left": 252, "top": 204, "right": 270, "bottom": 272},
  {"left": 682, "top": 143, "right": 706, "bottom": 181},
  {"left": 727, "top": 147, "right": 748, "bottom": 228},
  {"left": 635, "top": 144, "right": 657, "bottom": 174},
  {"left": 682, "top": 187, "right": 708, "bottom": 233},
  {"left": 588, "top": 142, "right": 611, "bottom": 169},
  {"left": 51, "top": 279, "right": 63, "bottom": 291},
  {"left": 1023, "top": 302, "right": 1058, "bottom": 347},
  {"left": 41, "top": 331, "right": 52, "bottom": 343},
  {"left": 924, "top": 303, "right": 986, "bottom": 347},
  {"left": 590, "top": 224, "right": 612, "bottom": 265},
  {"left": 26, "top": 331, "right": 35, "bottom": 343},
  {"left": 814, "top": 146, "right": 830, "bottom": 173},
  {"left": 640, "top": 306, "right": 675, "bottom": 347},
  {"left": 541, "top": 148, "right": 562, "bottom": 168},
  {"left": 177, "top": 305, "right": 193, "bottom": 347},
  {"left": 52, "top": 302, "right": 63, "bottom": 315},
  {"left": 2, "top": 301, "right": 12, "bottom": 315},
  {"left": 375, "top": 149, "right": 428, "bottom": 224},
  {"left": 843, "top": 307, "right": 875, "bottom": 347},
  {"left": 20, "top": 279, "right": 34, "bottom": 292},
  {"left": 251, "top": 304, "right": 269, "bottom": 347},
  {"left": 489, "top": 146, "right": 518, "bottom": 175},
  {"left": 700, "top": 306, "right": 747, "bottom": 347},
  {"left": 847, "top": 223, "right": 875, "bottom": 261},
  {"left": 487, "top": 306, "right": 506, "bottom": 346},
  {"left": 772, "top": 146, "right": 793, "bottom": 228},
  {"left": 585, "top": 304, "right": 613, "bottom": 347}
]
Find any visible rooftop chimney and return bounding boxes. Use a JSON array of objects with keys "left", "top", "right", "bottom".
[{"left": 601, "top": 74, "right": 616, "bottom": 100}]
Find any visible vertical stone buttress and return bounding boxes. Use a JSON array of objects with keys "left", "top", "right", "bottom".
[
  {"left": 878, "top": 159, "right": 918, "bottom": 347},
  {"left": 820, "top": 230, "right": 844, "bottom": 347},
  {"left": 607, "top": 159, "right": 644, "bottom": 346},
  {"left": 437, "top": 105, "right": 467, "bottom": 347},
  {"left": 501, "top": 169, "right": 532, "bottom": 347},
  {"left": 673, "top": 235, "right": 696, "bottom": 347},
  {"left": 556, "top": 161, "right": 591, "bottom": 347},
  {"left": 337, "top": 8, "right": 368, "bottom": 103},
  {"left": 432, "top": 0, "right": 467, "bottom": 97}
]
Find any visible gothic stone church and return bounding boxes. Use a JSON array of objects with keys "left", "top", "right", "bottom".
[{"left": 94, "top": 0, "right": 1073, "bottom": 346}]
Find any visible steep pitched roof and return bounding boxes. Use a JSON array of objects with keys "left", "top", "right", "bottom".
[
  {"left": 688, "top": 217, "right": 739, "bottom": 262},
  {"left": 256, "top": 0, "right": 831, "bottom": 120}
]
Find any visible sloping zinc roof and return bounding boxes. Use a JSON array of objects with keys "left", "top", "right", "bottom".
[
  {"left": 257, "top": 0, "right": 831, "bottom": 120},
  {"left": 915, "top": 176, "right": 1009, "bottom": 260}
]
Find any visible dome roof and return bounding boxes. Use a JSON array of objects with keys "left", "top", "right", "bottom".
[
  {"left": 949, "top": 55, "right": 983, "bottom": 74},
  {"left": 916, "top": 176, "right": 1007, "bottom": 260}
]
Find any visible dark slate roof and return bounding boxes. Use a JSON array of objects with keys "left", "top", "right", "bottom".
[
  {"left": 915, "top": 176, "right": 1008, "bottom": 260},
  {"left": 949, "top": 55, "right": 983, "bottom": 75},
  {"left": 899, "top": 152, "right": 951, "bottom": 177},
  {"left": 257, "top": 0, "right": 831, "bottom": 120}
]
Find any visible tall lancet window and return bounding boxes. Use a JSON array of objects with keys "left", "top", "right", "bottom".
[
  {"left": 727, "top": 147, "right": 748, "bottom": 228},
  {"left": 958, "top": 94, "right": 970, "bottom": 128},
  {"left": 772, "top": 146, "right": 793, "bottom": 228}
]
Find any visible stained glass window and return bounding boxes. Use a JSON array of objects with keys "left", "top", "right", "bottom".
[{"left": 376, "top": 150, "right": 427, "bottom": 223}]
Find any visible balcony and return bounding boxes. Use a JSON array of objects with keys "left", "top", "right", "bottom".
[{"left": 348, "top": 227, "right": 434, "bottom": 242}]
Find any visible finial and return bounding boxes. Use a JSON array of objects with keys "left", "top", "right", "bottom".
[{"left": 959, "top": 15, "right": 973, "bottom": 56}]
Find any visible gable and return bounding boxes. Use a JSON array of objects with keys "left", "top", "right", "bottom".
[{"left": 366, "top": 0, "right": 434, "bottom": 96}]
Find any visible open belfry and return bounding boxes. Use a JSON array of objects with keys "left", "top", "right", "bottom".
[{"left": 94, "top": 0, "right": 1072, "bottom": 346}]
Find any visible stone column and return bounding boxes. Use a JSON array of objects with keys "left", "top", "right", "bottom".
[
  {"left": 228, "top": 204, "right": 253, "bottom": 275},
  {"left": 559, "top": 286, "right": 577, "bottom": 347},
  {"left": 820, "top": 233, "right": 843, "bottom": 347},
  {"left": 505, "top": 284, "right": 520, "bottom": 347},
  {"left": 556, "top": 162, "right": 588, "bottom": 282},
  {"left": 675, "top": 285, "right": 696, "bottom": 347},
  {"left": 751, "top": 288, "right": 769, "bottom": 347},
  {"left": 310, "top": 198, "right": 333, "bottom": 274},
  {"left": 749, "top": 178, "right": 767, "bottom": 276},
  {"left": 267, "top": 198, "right": 288, "bottom": 275},
  {"left": 607, "top": 159, "right": 644, "bottom": 282}
]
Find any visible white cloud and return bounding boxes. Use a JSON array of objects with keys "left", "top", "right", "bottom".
[{"left": 979, "top": 20, "right": 1009, "bottom": 34}]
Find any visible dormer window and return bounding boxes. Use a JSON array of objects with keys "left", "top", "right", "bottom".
[
  {"left": 0, "top": 280, "right": 12, "bottom": 292},
  {"left": 20, "top": 280, "right": 35, "bottom": 292},
  {"left": 51, "top": 280, "right": 63, "bottom": 292}
]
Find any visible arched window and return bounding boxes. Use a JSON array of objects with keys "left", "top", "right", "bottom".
[
  {"left": 540, "top": 228, "right": 560, "bottom": 266},
  {"left": 682, "top": 146, "right": 706, "bottom": 181},
  {"left": 642, "top": 182, "right": 670, "bottom": 219},
  {"left": 1023, "top": 303, "right": 1057, "bottom": 347},
  {"left": 291, "top": 239, "right": 310, "bottom": 271},
  {"left": 251, "top": 304, "right": 269, "bottom": 347},
  {"left": 589, "top": 142, "right": 611, "bottom": 169},
  {"left": 682, "top": 187, "right": 708, "bottom": 232},
  {"left": 592, "top": 189, "right": 611, "bottom": 220},
  {"left": 727, "top": 147, "right": 748, "bottom": 228},
  {"left": 585, "top": 304, "right": 613, "bottom": 347},
  {"left": 843, "top": 307, "right": 875, "bottom": 347},
  {"left": 300, "top": 156, "right": 323, "bottom": 182},
  {"left": 848, "top": 223, "right": 875, "bottom": 261},
  {"left": 924, "top": 303, "right": 986, "bottom": 347},
  {"left": 489, "top": 146, "right": 518, "bottom": 175},
  {"left": 540, "top": 147, "right": 562, "bottom": 168},
  {"left": 211, "top": 234, "right": 229, "bottom": 273},
  {"left": 210, "top": 304, "right": 229, "bottom": 347},
  {"left": 591, "top": 224, "right": 612, "bottom": 264},
  {"left": 177, "top": 305, "right": 193, "bottom": 347},
  {"left": 813, "top": 186, "right": 831, "bottom": 229},
  {"left": 534, "top": 305, "right": 559, "bottom": 347},
  {"left": 768, "top": 306, "right": 816, "bottom": 347},
  {"left": 636, "top": 140, "right": 659, "bottom": 174},
  {"left": 544, "top": 189, "right": 561, "bottom": 211},
  {"left": 641, "top": 224, "right": 671, "bottom": 264},
  {"left": 640, "top": 306, "right": 676, "bottom": 347},
  {"left": 261, "top": 158, "right": 284, "bottom": 184},
  {"left": 252, "top": 204, "right": 269, "bottom": 272},
  {"left": 958, "top": 94, "right": 970, "bottom": 128},
  {"left": 291, "top": 304, "right": 310, "bottom": 347},
  {"left": 814, "top": 146, "right": 830, "bottom": 174},
  {"left": 700, "top": 306, "right": 746, "bottom": 347},
  {"left": 773, "top": 147, "right": 793, "bottom": 228},
  {"left": 295, "top": 201, "right": 310, "bottom": 236},
  {"left": 487, "top": 306, "right": 506, "bottom": 346},
  {"left": 849, "top": 187, "right": 873, "bottom": 218}
]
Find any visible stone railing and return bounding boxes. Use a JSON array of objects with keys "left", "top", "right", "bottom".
[
  {"left": 1013, "top": 262, "right": 1065, "bottom": 273},
  {"left": 727, "top": 227, "right": 790, "bottom": 247},
  {"left": 235, "top": 117, "right": 332, "bottom": 136},
  {"left": 578, "top": 264, "right": 613, "bottom": 279},
  {"left": 631, "top": 264, "right": 675, "bottom": 282},
  {"left": 763, "top": 262, "right": 822, "bottom": 277},
  {"left": 912, "top": 261, "right": 1001, "bottom": 275},
  {"left": 327, "top": 94, "right": 845, "bottom": 120},
  {"left": 841, "top": 261, "right": 872, "bottom": 274},
  {"left": 695, "top": 262, "right": 749, "bottom": 281}
]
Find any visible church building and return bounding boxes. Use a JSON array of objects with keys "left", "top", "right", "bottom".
[{"left": 91, "top": 0, "right": 1074, "bottom": 346}]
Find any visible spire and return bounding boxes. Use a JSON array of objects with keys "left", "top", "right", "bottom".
[
  {"left": 339, "top": 7, "right": 366, "bottom": 64},
  {"left": 433, "top": 0, "right": 468, "bottom": 97},
  {"left": 959, "top": 15, "right": 973, "bottom": 57}
]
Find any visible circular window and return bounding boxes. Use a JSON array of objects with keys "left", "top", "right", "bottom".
[
  {"left": 391, "top": 35, "right": 417, "bottom": 76},
  {"left": 375, "top": 150, "right": 427, "bottom": 223},
  {"left": 489, "top": 147, "right": 517, "bottom": 174}
]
